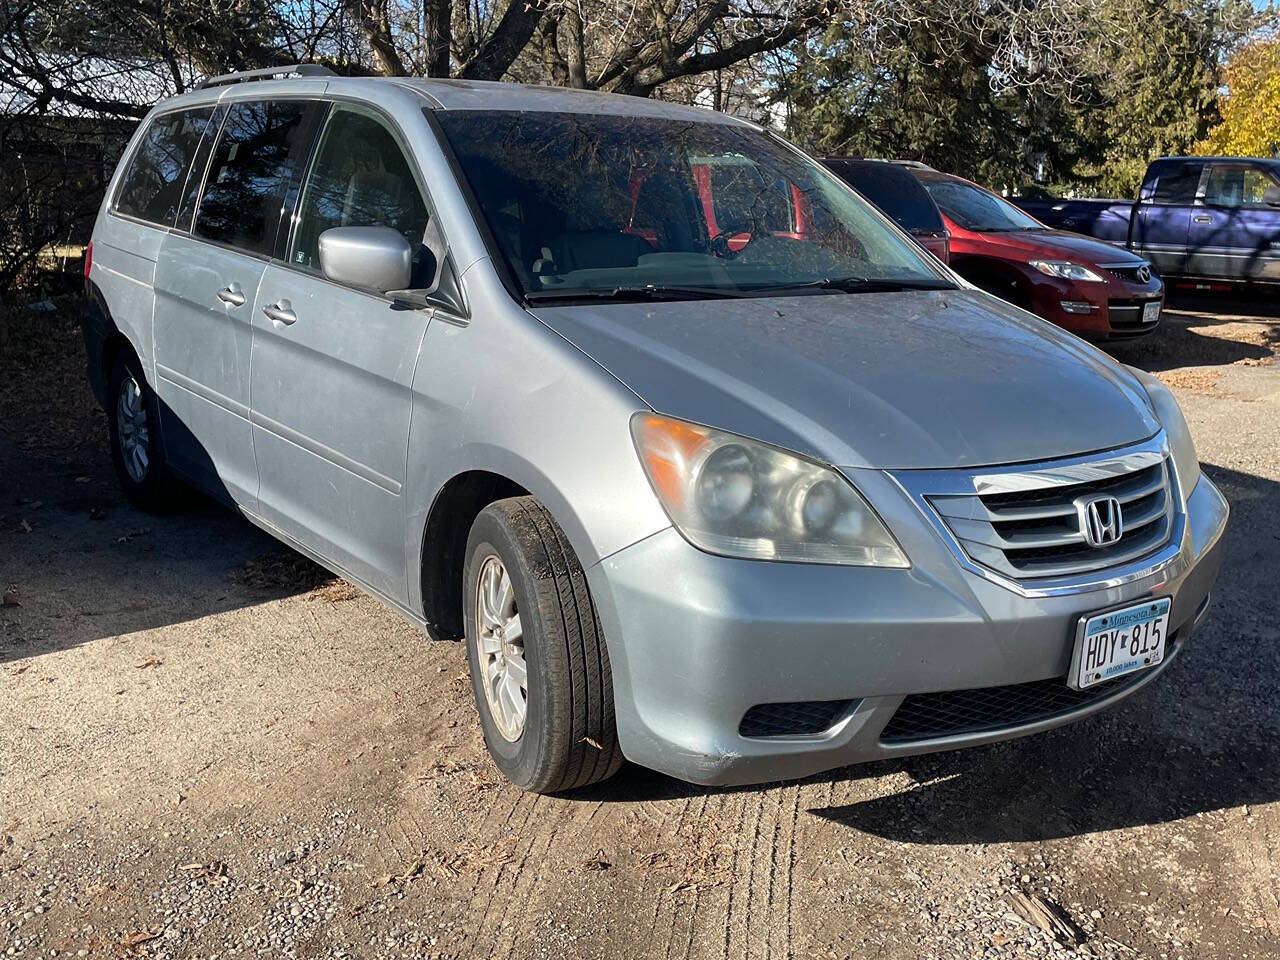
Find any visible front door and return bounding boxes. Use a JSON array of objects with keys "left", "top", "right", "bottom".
[
  {"left": 249, "top": 104, "right": 435, "bottom": 601},
  {"left": 153, "top": 98, "right": 315, "bottom": 506},
  {"left": 1131, "top": 161, "right": 1202, "bottom": 278}
]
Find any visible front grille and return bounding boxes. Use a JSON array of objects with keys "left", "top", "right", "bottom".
[
  {"left": 739, "top": 699, "right": 855, "bottom": 739},
  {"left": 928, "top": 458, "right": 1175, "bottom": 581},
  {"left": 880, "top": 670, "right": 1149, "bottom": 744},
  {"left": 1103, "top": 265, "right": 1150, "bottom": 284},
  {"left": 1107, "top": 298, "right": 1161, "bottom": 334}
]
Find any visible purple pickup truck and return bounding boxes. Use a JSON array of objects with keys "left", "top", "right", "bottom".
[{"left": 1014, "top": 157, "right": 1280, "bottom": 290}]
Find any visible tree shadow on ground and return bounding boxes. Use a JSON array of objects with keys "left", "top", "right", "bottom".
[{"left": 1106, "top": 293, "right": 1280, "bottom": 372}]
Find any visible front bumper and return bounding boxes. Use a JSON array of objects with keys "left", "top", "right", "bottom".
[
  {"left": 588, "top": 472, "right": 1228, "bottom": 786},
  {"left": 1029, "top": 272, "right": 1164, "bottom": 339}
]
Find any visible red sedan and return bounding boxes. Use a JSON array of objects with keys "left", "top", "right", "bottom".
[{"left": 913, "top": 170, "right": 1165, "bottom": 339}]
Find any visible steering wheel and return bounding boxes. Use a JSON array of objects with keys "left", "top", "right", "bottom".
[{"left": 710, "top": 221, "right": 757, "bottom": 259}]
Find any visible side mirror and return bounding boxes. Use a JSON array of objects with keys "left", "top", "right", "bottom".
[
  {"left": 318, "top": 226, "right": 412, "bottom": 293},
  {"left": 1263, "top": 186, "right": 1280, "bottom": 208},
  {"left": 387, "top": 217, "right": 468, "bottom": 319}
]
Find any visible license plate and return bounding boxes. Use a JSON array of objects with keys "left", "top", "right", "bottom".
[
  {"left": 1069, "top": 597, "right": 1171, "bottom": 690},
  {"left": 1142, "top": 300, "right": 1161, "bottom": 324}
]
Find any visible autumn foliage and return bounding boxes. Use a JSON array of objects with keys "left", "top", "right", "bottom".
[{"left": 1198, "top": 38, "right": 1280, "bottom": 157}]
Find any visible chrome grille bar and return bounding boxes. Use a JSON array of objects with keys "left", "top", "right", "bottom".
[{"left": 889, "top": 435, "right": 1183, "bottom": 593}]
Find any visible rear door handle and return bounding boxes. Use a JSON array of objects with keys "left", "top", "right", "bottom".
[
  {"left": 262, "top": 300, "right": 297, "bottom": 326},
  {"left": 216, "top": 282, "right": 246, "bottom": 307},
  {"left": 1193, "top": 215, "right": 1212, "bottom": 223}
]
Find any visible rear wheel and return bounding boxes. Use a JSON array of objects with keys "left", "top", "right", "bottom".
[
  {"left": 462, "top": 497, "right": 623, "bottom": 793},
  {"left": 107, "top": 353, "right": 178, "bottom": 510}
]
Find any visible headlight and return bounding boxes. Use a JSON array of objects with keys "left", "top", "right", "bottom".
[
  {"left": 1028, "top": 260, "right": 1106, "bottom": 283},
  {"left": 631, "top": 413, "right": 909, "bottom": 566},
  {"left": 1129, "top": 367, "right": 1200, "bottom": 499}
]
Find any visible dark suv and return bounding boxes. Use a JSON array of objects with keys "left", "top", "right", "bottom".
[{"left": 821, "top": 158, "right": 950, "bottom": 262}]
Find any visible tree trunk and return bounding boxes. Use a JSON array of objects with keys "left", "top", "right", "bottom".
[
  {"left": 424, "top": 0, "right": 451, "bottom": 77},
  {"left": 565, "top": 6, "right": 587, "bottom": 89}
]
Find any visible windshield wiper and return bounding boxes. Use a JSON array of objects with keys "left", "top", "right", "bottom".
[
  {"left": 757, "top": 276, "right": 955, "bottom": 294},
  {"left": 525, "top": 284, "right": 745, "bottom": 303}
]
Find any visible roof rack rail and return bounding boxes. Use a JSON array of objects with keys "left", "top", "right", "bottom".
[{"left": 196, "top": 64, "right": 334, "bottom": 90}]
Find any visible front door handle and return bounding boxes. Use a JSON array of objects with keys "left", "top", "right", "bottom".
[
  {"left": 262, "top": 300, "right": 297, "bottom": 326},
  {"left": 1193, "top": 215, "right": 1213, "bottom": 223},
  {"left": 216, "top": 282, "right": 246, "bottom": 307}
]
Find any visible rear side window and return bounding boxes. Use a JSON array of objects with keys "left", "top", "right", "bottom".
[
  {"left": 115, "top": 107, "right": 216, "bottom": 226},
  {"left": 195, "top": 99, "right": 310, "bottom": 255},
  {"left": 290, "top": 106, "right": 431, "bottom": 277},
  {"left": 1201, "top": 164, "right": 1279, "bottom": 207},
  {"left": 1151, "top": 164, "right": 1202, "bottom": 204},
  {"left": 825, "top": 162, "right": 944, "bottom": 233}
]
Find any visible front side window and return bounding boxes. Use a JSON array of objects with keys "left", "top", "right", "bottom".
[
  {"left": 1201, "top": 164, "right": 1280, "bottom": 207},
  {"left": 290, "top": 106, "right": 431, "bottom": 281},
  {"left": 194, "top": 99, "right": 310, "bottom": 254},
  {"left": 924, "top": 179, "right": 1043, "bottom": 232},
  {"left": 1151, "top": 164, "right": 1202, "bottom": 204},
  {"left": 434, "top": 111, "right": 948, "bottom": 300},
  {"left": 115, "top": 107, "right": 216, "bottom": 226}
]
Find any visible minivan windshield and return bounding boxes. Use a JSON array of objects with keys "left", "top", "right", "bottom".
[
  {"left": 434, "top": 111, "right": 953, "bottom": 301},
  {"left": 923, "top": 178, "right": 1046, "bottom": 232}
]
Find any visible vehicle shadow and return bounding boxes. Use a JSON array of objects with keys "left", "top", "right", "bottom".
[
  {"left": 580, "top": 463, "right": 1279, "bottom": 843},
  {"left": 0, "top": 427, "right": 305, "bottom": 662},
  {"left": 0, "top": 307, "right": 346, "bottom": 663},
  {"left": 1105, "top": 293, "right": 1280, "bottom": 372}
]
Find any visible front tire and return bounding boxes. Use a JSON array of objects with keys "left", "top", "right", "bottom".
[
  {"left": 463, "top": 497, "right": 623, "bottom": 793},
  {"left": 106, "top": 352, "right": 178, "bottom": 510}
]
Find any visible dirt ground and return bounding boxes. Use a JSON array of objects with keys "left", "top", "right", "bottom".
[{"left": 1, "top": 298, "right": 1278, "bottom": 960}]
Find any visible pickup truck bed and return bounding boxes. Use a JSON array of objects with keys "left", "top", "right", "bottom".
[
  {"left": 1013, "top": 157, "right": 1280, "bottom": 287},
  {"left": 1014, "top": 198, "right": 1134, "bottom": 246}
]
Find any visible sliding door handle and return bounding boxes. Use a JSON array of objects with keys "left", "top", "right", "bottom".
[
  {"left": 262, "top": 300, "right": 297, "bottom": 326},
  {"left": 216, "top": 283, "right": 246, "bottom": 306}
]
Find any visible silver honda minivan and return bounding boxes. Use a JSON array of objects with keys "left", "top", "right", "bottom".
[{"left": 83, "top": 67, "right": 1228, "bottom": 792}]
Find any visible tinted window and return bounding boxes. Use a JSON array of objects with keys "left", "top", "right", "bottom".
[
  {"left": 1201, "top": 164, "right": 1279, "bottom": 207},
  {"left": 824, "top": 161, "right": 944, "bottom": 233},
  {"left": 1151, "top": 164, "right": 1202, "bottom": 204},
  {"left": 291, "top": 107, "right": 431, "bottom": 279},
  {"left": 923, "top": 179, "right": 1044, "bottom": 232},
  {"left": 115, "top": 108, "right": 216, "bottom": 226},
  {"left": 195, "top": 100, "right": 310, "bottom": 254},
  {"left": 435, "top": 110, "right": 948, "bottom": 299}
]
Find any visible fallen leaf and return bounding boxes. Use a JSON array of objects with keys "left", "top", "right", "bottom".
[
  {"left": 582, "top": 849, "right": 611, "bottom": 871},
  {"left": 19, "top": 519, "right": 32, "bottom": 533},
  {"left": 1, "top": 585, "right": 19, "bottom": 608},
  {"left": 120, "top": 928, "right": 161, "bottom": 948},
  {"left": 136, "top": 657, "right": 163, "bottom": 669}
]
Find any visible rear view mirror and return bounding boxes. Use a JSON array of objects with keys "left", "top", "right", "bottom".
[
  {"left": 318, "top": 226, "right": 412, "bottom": 293},
  {"left": 1263, "top": 186, "right": 1280, "bottom": 208}
]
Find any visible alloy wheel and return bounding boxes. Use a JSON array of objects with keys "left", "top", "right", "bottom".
[{"left": 474, "top": 555, "right": 527, "bottom": 742}]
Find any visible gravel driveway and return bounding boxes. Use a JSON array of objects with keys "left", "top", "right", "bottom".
[{"left": 2, "top": 298, "right": 1278, "bottom": 959}]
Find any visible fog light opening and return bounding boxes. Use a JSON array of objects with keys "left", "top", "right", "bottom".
[{"left": 1059, "top": 300, "right": 1096, "bottom": 315}]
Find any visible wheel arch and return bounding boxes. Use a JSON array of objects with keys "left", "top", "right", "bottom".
[
  {"left": 417, "top": 469, "right": 531, "bottom": 642},
  {"left": 85, "top": 280, "right": 144, "bottom": 409},
  {"left": 950, "top": 255, "right": 1036, "bottom": 310}
]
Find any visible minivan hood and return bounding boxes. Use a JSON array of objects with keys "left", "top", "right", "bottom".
[{"left": 530, "top": 289, "right": 1159, "bottom": 470}]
